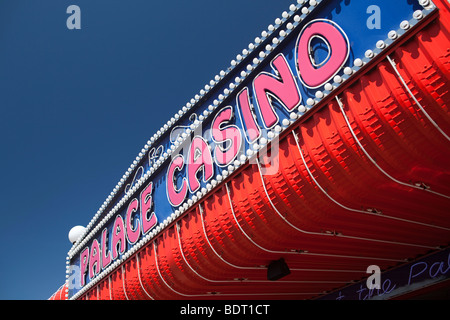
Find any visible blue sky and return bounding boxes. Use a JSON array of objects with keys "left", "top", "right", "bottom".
[{"left": 0, "top": 0, "right": 296, "bottom": 299}]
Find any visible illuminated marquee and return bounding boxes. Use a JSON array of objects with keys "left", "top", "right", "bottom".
[
  {"left": 165, "top": 28, "right": 348, "bottom": 206},
  {"left": 66, "top": 0, "right": 437, "bottom": 299},
  {"left": 78, "top": 181, "right": 156, "bottom": 286}
]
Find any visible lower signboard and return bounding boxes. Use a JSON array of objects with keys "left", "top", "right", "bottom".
[{"left": 319, "top": 247, "right": 450, "bottom": 300}]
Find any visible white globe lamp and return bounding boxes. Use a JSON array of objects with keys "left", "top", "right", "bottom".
[{"left": 68, "top": 225, "right": 86, "bottom": 244}]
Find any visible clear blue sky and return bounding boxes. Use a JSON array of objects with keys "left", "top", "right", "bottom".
[{"left": 0, "top": 0, "right": 295, "bottom": 299}]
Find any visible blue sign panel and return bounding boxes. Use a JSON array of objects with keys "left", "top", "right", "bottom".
[
  {"left": 66, "top": 0, "right": 438, "bottom": 299},
  {"left": 318, "top": 247, "right": 450, "bottom": 300}
]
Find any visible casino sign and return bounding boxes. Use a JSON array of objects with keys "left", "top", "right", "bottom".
[{"left": 50, "top": 0, "right": 450, "bottom": 300}]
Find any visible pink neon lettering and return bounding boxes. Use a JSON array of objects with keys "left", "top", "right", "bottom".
[
  {"left": 111, "top": 215, "right": 126, "bottom": 260},
  {"left": 211, "top": 106, "right": 242, "bottom": 166},
  {"left": 101, "top": 228, "right": 111, "bottom": 269},
  {"left": 126, "top": 198, "right": 140, "bottom": 244},
  {"left": 253, "top": 54, "right": 301, "bottom": 128},
  {"left": 89, "top": 239, "right": 101, "bottom": 280},
  {"left": 167, "top": 155, "right": 188, "bottom": 207},
  {"left": 237, "top": 88, "right": 261, "bottom": 143},
  {"left": 187, "top": 137, "right": 214, "bottom": 192},
  {"left": 297, "top": 21, "right": 348, "bottom": 88},
  {"left": 80, "top": 247, "right": 89, "bottom": 287},
  {"left": 141, "top": 182, "right": 157, "bottom": 234}
]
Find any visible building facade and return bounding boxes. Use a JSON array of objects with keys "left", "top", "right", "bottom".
[{"left": 50, "top": 0, "right": 450, "bottom": 300}]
